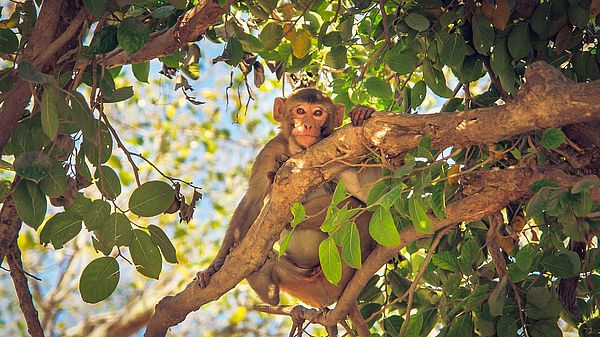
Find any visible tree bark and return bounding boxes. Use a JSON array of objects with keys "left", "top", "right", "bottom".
[
  {"left": 102, "top": 0, "right": 232, "bottom": 68},
  {"left": 143, "top": 61, "right": 600, "bottom": 336}
]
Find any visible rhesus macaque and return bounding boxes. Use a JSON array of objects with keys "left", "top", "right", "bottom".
[{"left": 196, "top": 88, "right": 377, "bottom": 336}]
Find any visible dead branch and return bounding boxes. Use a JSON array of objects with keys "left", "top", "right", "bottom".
[{"left": 143, "top": 61, "right": 600, "bottom": 337}]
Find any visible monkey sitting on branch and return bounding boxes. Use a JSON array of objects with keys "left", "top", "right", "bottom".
[{"left": 196, "top": 88, "right": 379, "bottom": 336}]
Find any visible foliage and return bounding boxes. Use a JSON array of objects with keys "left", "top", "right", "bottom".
[{"left": 0, "top": 0, "right": 599, "bottom": 336}]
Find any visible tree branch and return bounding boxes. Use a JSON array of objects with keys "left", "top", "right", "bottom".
[
  {"left": 7, "top": 243, "right": 45, "bottom": 337},
  {"left": 101, "top": 0, "right": 233, "bottom": 68},
  {"left": 143, "top": 61, "right": 600, "bottom": 336}
]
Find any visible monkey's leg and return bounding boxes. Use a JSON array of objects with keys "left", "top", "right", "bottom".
[{"left": 246, "top": 252, "right": 280, "bottom": 306}]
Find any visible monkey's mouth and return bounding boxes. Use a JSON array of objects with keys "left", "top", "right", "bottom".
[{"left": 295, "top": 134, "right": 320, "bottom": 146}]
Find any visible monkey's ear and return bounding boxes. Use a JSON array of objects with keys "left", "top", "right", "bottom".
[
  {"left": 333, "top": 103, "right": 345, "bottom": 127},
  {"left": 273, "top": 97, "right": 286, "bottom": 122}
]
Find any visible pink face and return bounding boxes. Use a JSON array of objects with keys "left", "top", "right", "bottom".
[{"left": 289, "top": 103, "right": 330, "bottom": 147}]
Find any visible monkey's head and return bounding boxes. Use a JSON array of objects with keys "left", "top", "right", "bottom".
[{"left": 273, "top": 88, "right": 345, "bottom": 152}]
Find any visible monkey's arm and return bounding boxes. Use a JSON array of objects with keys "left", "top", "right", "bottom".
[{"left": 197, "top": 134, "right": 288, "bottom": 287}]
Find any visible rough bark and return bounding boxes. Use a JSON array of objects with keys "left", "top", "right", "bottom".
[
  {"left": 7, "top": 243, "right": 45, "bottom": 337},
  {"left": 102, "top": 0, "right": 232, "bottom": 68},
  {"left": 143, "top": 61, "right": 600, "bottom": 336}
]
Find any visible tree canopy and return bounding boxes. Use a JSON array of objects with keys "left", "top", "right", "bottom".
[{"left": 0, "top": 0, "right": 600, "bottom": 337}]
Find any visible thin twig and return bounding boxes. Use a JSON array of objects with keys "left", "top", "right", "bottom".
[
  {"left": 398, "top": 226, "right": 453, "bottom": 337},
  {"left": 101, "top": 114, "right": 142, "bottom": 186},
  {"left": 378, "top": 0, "right": 391, "bottom": 46},
  {"left": 439, "top": 82, "right": 463, "bottom": 112},
  {"left": 130, "top": 153, "right": 202, "bottom": 190}
]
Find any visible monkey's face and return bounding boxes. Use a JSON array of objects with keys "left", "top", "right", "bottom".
[{"left": 288, "top": 103, "right": 330, "bottom": 148}]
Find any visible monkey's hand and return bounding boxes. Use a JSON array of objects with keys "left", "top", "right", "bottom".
[
  {"left": 349, "top": 105, "right": 375, "bottom": 126},
  {"left": 267, "top": 153, "right": 290, "bottom": 183},
  {"left": 195, "top": 259, "right": 224, "bottom": 288}
]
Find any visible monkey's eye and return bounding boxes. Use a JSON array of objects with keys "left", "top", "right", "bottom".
[
  {"left": 296, "top": 108, "right": 305, "bottom": 115},
  {"left": 313, "top": 109, "right": 323, "bottom": 116}
]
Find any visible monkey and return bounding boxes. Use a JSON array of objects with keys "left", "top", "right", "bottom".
[{"left": 196, "top": 88, "right": 377, "bottom": 336}]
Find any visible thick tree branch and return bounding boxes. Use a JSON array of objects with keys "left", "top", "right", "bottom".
[
  {"left": 7, "top": 243, "right": 45, "bottom": 337},
  {"left": 102, "top": 0, "right": 232, "bottom": 68},
  {"left": 144, "top": 61, "right": 600, "bottom": 336},
  {"left": 0, "top": 181, "right": 21, "bottom": 263}
]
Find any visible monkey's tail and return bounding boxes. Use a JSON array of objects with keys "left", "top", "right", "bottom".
[{"left": 348, "top": 303, "right": 370, "bottom": 337}]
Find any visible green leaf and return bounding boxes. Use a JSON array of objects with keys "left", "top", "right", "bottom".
[
  {"left": 82, "top": 0, "right": 107, "bottom": 16},
  {"left": 496, "top": 314, "right": 517, "bottom": 337},
  {"left": 82, "top": 199, "right": 111, "bottom": 230},
  {"left": 383, "top": 315, "right": 404, "bottom": 336},
  {"left": 79, "top": 257, "right": 119, "bottom": 303},
  {"left": 572, "top": 191, "right": 592, "bottom": 217},
  {"left": 321, "top": 31, "right": 342, "bottom": 47},
  {"left": 403, "top": 312, "right": 423, "bottom": 337},
  {"left": 571, "top": 177, "right": 598, "bottom": 193},
  {"left": 490, "top": 38, "right": 510, "bottom": 74},
  {"left": 375, "top": 185, "right": 403, "bottom": 209},
  {"left": 488, "top": 276, "right": 508, "bottom": 316},
  {"left": 102, "top": 86, "right": 134, "bottom": 103},
  {"left": 226, "top": 38, "right": 243, "bottom": 66},
  {"left": 541, "top": 251, "right": 581, "bottom": 278},
  {"left": 41, "top": 87, "right": 60, "bottom": 139},
  {"left": 441, "top": 32, "right": 466, "bottom": 67},
  {"left": 132, "top": 62, "right": 150, "bottom": 83},
  {"left": 364, "top": 77, "right": 392, "bottom": 98},
  {"left": 408, "top": 197, "right": 433, "bottom": 233},
  {"left": 0, "top": 29, "right": 19, "bottom": 53},
  {"left": 332, "top": 180, "right": 347, "bottom": 206},
  {"left": 90, "top": 25, "right": 118, "bottom": 54},
  {"left": 431, "top": 181, "right": 446, "bottom": 219},
  {"left": 69, "top": 92, "right": 96, "bottom": 140},
  {"left": 129, "top": 181, "right": 175, "bottom": 217},
  {"left": 319, "top": 236, "right": 342, "bottom": 285},
  {"left": 423, "top": 59, "right": 452, "bottom": 97},
  {"left": 14, "top": 180, "right": 47, "bottom": 229},
  {"left": 386, "top": 49, "right": 419, "bottom": 75},
  {"left": 432, "top": 251, "right": 461, "bottom": 273},
  {"left": 410, "top": 80, "right": 426, "bottom": 108},
  {"left": 94, "top": 165, "right": 121, "bottom": 200},
  {"left": 507, "top": 22, "right": 531, "bottom": 60},
  {"left": 130, "top": 229, "right": 162, "bottom": 279},
  {"left": 447, "top": 314, "right": 474, "bottom": 337},
  {"left": 66, "top": 193, "right": 92, "bottom": 219},
  {"left": 568, "top": 4, "right": 589, "bottom": 28},
  {"left": 82, "top": 121, "right": 112, "bottom": 165},
  {"left": 338, "top": 222, "right": 362, "bottom": 269},
  {"left": 529, "top": 320, "right": 562, "bottom": 337},
  {"left": 13, "top": 151, "right": 52, "bottom": 183},
  {"left": 369, "top": 206, "right": 400, "bottom": 247},
  {"left": 531, "top": 3, "right": 551, "bottom": 37},
  {"left": 149, "top": 224, "right": 178, "bottom": 264},
  {"left": 96, "top": 212, "right": 132, "bottom": 247},
  {"left": 472, "top": 13, "right": 494, "bottom": 55},
  {"left": 17, "top": 61, "right": 50, "bottom": 83},
  {"left": 259, "top": 22, "right": 283, "bottom": 49},
  {"left": 530, "top": 179, "right": 560, "bottom": 193},
  {"left": 117, "top": 17, "right": 149, "bottom": 55},
  {"left": 325, "top": 46, "right": 347, "bottom": 69},
  {"left": 541, "top": 128, "right": 565, "bottom": 149},
  {"left": 39, "top": 162, "right": 67, "bottom": 198},
  {"left": 40, "top": 211, "right": 82, "bottom": 249},
  {"left": 290, "top": 202, "right": 305, "bottom": 227},
  {"left": 405, "top": 13, "right": 430, "bottom": 31}
]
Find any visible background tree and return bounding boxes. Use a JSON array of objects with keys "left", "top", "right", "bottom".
[{"left": 0, "top": 1, "right": 599, "bottom": 337}]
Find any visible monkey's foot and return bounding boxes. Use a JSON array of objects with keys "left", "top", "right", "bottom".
[{"left": 195, "top": 262, "right": 221, "bottom": 288}]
